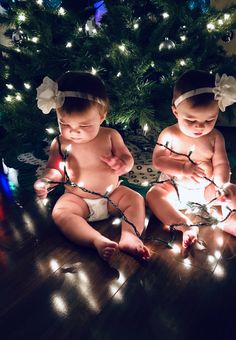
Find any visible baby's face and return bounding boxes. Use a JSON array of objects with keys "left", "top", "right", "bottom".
[
  {"left": 172, "top": 100, "right": 219, "bottom": 138},
  {"left": 58, "top": 108, "right": 105, "bottom": 143}
]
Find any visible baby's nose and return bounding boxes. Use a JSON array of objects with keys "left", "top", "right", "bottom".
[{"left": 195, "top": 122, "right": 205, "bottom": 129}]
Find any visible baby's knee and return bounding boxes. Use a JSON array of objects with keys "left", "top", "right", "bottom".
[{"left": 52, "top": 206, "right": 66, "bottom": 224}]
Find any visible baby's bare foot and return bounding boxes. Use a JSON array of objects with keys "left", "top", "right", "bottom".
[
  {"left": 119, "top": 233, "right": 150, "bottom": 260},
  {"left": 182, "top": 227, "right": 199, "bottom": 248},
  {"left": 94, "top": 237, "right": 118, "bottom": 261}
]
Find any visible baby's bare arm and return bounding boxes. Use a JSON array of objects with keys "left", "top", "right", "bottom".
[
  {"left": 100, "top": 129, "right": 134, "bottom": 176},
  {"left": 212, "top": 131, "right": 230, "bottom": 186},
  {"left": 34, "top": 138, "right": 63, "bottom": 197}
]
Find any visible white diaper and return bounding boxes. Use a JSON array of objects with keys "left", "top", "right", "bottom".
[{"left": 84, "top": 197, "right": 109, "bottom": 222}]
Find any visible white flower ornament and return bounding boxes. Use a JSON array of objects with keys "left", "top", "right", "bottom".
[
  {"left": 36, "top": 77, "right": 60, "bottom": 114},
  {"left": 213, "top": 73, "right": 236, "bottom": 112}
]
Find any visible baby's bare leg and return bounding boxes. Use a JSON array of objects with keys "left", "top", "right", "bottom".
[
  {"left": 109, "top": 186, "right": 150, "bottom": 260},
  {"left": 52, "top": 193, "right": 118, "bottom": 261},
  {"left": 146, "top": 183, "right": 198, "bottom": 248}
]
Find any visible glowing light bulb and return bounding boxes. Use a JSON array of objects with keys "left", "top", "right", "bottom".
[
  {"left": 207, "top": 255, "right": 215, "bottom": 263},
  {"left": 46, "top": 127, "right": 55, "bottom": 134},
  {"left": 16, "top": 94, "right": 22, "bottom": 101},
  {"left": 36, "top": 0, "right": 43, "bottom": 5},
  {"left": 172, "top": 244, "right": 181, "bottom": 254},
  {"left": 18, "top": 13, "right": 26, "bottom": 22},
  {"left": 24, "top": 82, "right": 31, "bottom": 89},
  {"left": 180, "top": 35, "right": 186, "bottom": 41},
  {"left": 183, "top": 258, "right": 191, "bottom": 267},
  {"left": 112, "top": 218, "right": 121, "bottom": 225},
  {"left": 59, "top": 161, "right": 65, "bottom": 171},
  {"left": 118, "top": 44, "right": 126, "bottom": 52},
  {"left": 162, "top": 12, "right": 169, "bottom": 19},
  {"left": 5, "top": 95, "right": 12, "bottom": 102},
  {"left": 214, "top": 250, "right": 221, "bottom": 259},
  {"left": 65, "top": 144, "right": 72, "bottom": 153},
  {"left": 216, "top": 237, "right": 224, "bottom": 247},
  {"left": 224, "top": 13, "right": 230, "bottom": 20},
  {"left": 42, "top": 198, "right": 49, "bottom": 206},
  {"left": 116, "top": 72, "right": 121, "bottom": 77},
  {"left": 78, "top": 27, "right": 83, "bottom": 32},
  {"left": 106, "top": 184, "right": 113, "bottom": 194},
  {"left": 58, "top": 7, "right": 66, "bottom": 15},
  {"left": 91, "top": 67, "right": 97, "bottom": 75},
  {"left": 143, "top": 123, "right": 149, "bottom": 135},
  {"left": 207, "top": 23, "right": 215, "bottom": 31},
  {"left": 66, "top": 42, "right": 72, "bottom": 48},
  {"left": 31, "top": 37, "right": 39, "bottom": 43},
  {"left": 141, "top": 181, "right": 149, "bottom": 187},
  {"left": 78, "top": 181, "right": 85, "bottom": 188},
  {"left": 133, "top": 23, "right": 139, "bottom": 29},
  {"left": 180, "top": 59, "right": 186, "bottom": 66},
  {"left": 218, "top": 19, "right": 223, "bottom": 25},
  {"left": 50, "top": 259, "right": 60, "bottom": 272},
  {"left": 6, "top": 84, "right": 13, "bottom": 89}
]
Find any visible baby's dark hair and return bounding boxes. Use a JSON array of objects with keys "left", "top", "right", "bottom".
[
  {"left": 57, "top": 71, "right": 109, "bottom": 115},
  {"left": 173, "top": 70, "right": 215, "bottom": 107}
]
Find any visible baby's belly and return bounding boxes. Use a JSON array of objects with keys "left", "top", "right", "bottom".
[
  {"left": 180, "top": 161, "right": 213, "bottom": 189},
  {"left": 64, "top": 169, "right": 119, "bottom": 199}
]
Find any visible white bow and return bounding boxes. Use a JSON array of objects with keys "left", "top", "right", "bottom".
[
  {"left": 213, "top": 73, "right": 236, "bottom": 112},
  {"left": 36, "top": 77, "right": 65, "bottom": 114}
]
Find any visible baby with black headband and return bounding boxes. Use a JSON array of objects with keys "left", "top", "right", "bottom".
[
  {"left": 34, "top": 71, "right": 150, "bottom": 261},
  {"left": 146, "top": 70, "right": 236, "bottom": 248}
]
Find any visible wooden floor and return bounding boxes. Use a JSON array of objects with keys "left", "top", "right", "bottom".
[{"left": 1, "top": 127, "right": 236, "bottom": 340}]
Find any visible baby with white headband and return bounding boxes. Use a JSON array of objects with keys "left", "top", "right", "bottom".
[
  {"left": 147, "top": 69, "right": 236, "bottom": 248},
  {"left": 34, "top": 71, "right": 150, "bottom": 261}
]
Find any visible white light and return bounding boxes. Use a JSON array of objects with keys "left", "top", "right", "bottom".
[
  {"left": 211, "top": 224, "right": 217, "bottom": 230},
  {"left": 59, "top": 161, "right": 65, "bottom": 171},
  {"left": 91, "top": 67, "right": 97, "bottom": 75},
  {"left": 207, "top": 23, "right": 215, "bottom": 31},
  {"left": 141, "top": 181, "right": 149, "bottom": 187},
  {"left": 58, "top": 7, "right": 66, "bottom": 16},
  {"left": 162, "top": 12, "right": 169, "bottom": 19},
  {"left": 52, "top": 294, "right": 68, "bottom": 315},
  {"left": 180, "top": 59, "right": 186, "bottom": 66},
  {"left": 92, "top": 28, "right": 97, "bottom": 34},
  {"left": 24, "top": 82, "right": 31, "bottom": 89},
  {"left": 18, "top": 13, "right": 26, "bottom": 22},
  {"left": 207, "top": 255, "right": 215, "bottom": 263},
  {"left": 150, "top": 61, "right": 155, "bottom": 67},
  {"left": 16, "top": 94, "right": 22, "bottom": 101},
  {"left": 118, "top": 44, "right": 126, "bottom": 52},
  {"left": 36, "top": 0, "right": 43, "bottom": 5},
  {"left": 31, "top": 37, "right": 39, "bottom": 43},
  {"left": 46, "top": 127, "right": 55, "bottom": 134},
  {"left": 214, "top": 264, "right": 225, "bottom": 278},
  {"left": 112, "top": 218, "right": 121, "bottom": 225},
  {"left": 216, "top": 237, "right": 224, "bottom": 247},
  {"left": 42, "top": 198, "right": 49, "bottom": 206},
  {"left": 224, "top": 13, "right": 230, "bottom": 20},
  {"left": 6, "top": 83, "right": 13, "bottom": 89},
  {"left": 65, "top": 144, "right": 72, "bottom": 153},
  {"left": 144, "top": 217, "right": 149, "bottom": 228},
  {"left": 218, "top": 19, "right": 224, "bottom": 26},
  {"left": 214, "top": 250, "right": 221, "bottom": 259},
  {"left": 78, "top": 181, "right": 85, "bottom": 188},
  {"left": 172, "top": 244, "right": 181, "bottom": 254},
  {"left": 5, "top": 95, "right": 12, "bottom": 102},
  {"left": 78, "top": 27, "right": 83, "bottom": 32},
  {"left": 50, "top": 259, "right": 60, "bottom": 272},
  {"left": 116, "top": 72, "right": 121, "bottom": 77},
  {"left": 133, "top": 23, "right": 139, "bottom": 29},
  {"left": 183, "top": 258, "right": 191, "bottom": 267},
  {"left": 180, "top": 35, "right": 186, "bottom": 41},
  {"left": 106, "top": 184, "right": 113, "bottom": 193},
  {"left": 143, "top": 123, "right": 149, "bottom": 134},
  {"left": 66, "top": 42, "right": 72, "bottom": 48}
]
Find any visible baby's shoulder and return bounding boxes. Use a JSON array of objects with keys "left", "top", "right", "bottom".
[
  {"left": 99, "top": 126, "right": 121, "bottom": 138},
  {"left": 158, "top": 124, "right": 178, "bottom": 140}
]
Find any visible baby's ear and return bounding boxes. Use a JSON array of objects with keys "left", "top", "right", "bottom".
[
  {"left": 100, "top": 112, "right": 107, "bottom": 124},
  {"left": 171, "top": 105, "right": 178, "bottom": 118}
]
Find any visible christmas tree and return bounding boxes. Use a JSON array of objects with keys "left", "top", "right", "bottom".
[{"left": 0, "top": 0, "right": 236, "bottom": 155}]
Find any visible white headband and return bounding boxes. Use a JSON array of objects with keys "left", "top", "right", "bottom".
[
  {"left": 174, "top": 73, "right": 236, "bottom": 112},
  {"left": 36, "top": 76, "right": 105, "bottom": 114}
]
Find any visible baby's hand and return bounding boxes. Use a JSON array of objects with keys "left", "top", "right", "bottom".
[
  {"left": 218, "top": 183, "right": 236, "bottom": 202},
  {"left": 100, "top": 155, "right": 126, "bottom": 176},
  {"left": 183, "top": 161, "right": 206, "bottom": 183},
  {"left": 34, "top": 178, "right": 49, "bottom": 199}
]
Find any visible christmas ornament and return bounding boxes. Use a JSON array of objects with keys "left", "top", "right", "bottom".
[
  {"left": 187, "top": 0, "right": 210, "bottom": 13},
  {"left": 12, "top": 29, "right": 27, "bottom": 44},
  {"left": 159, "top": 38, "right": 175, "bottom": 52},
  {"left": 43, "top": 0, "right": 62, "bottom": 10},
  {"left": 222, "top": 30, "right": 234, "bottom": 43},
  {"left": 85, "top": 16, "right": 97, "bottom": 36},
  {"left": 94, "top": 1, "right": 107, "bottom": 25}
]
